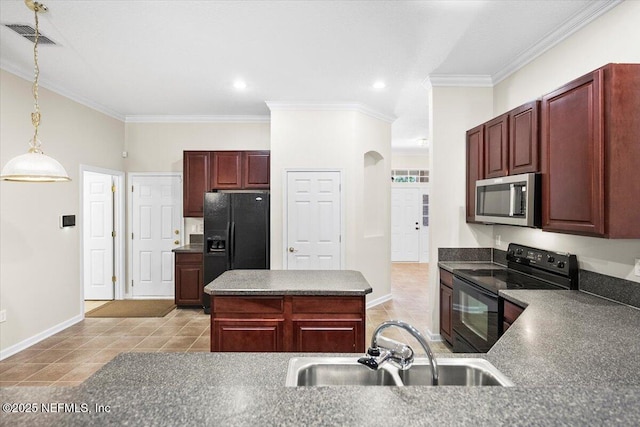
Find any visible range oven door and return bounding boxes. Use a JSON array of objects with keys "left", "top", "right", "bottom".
[{"left": 452, "top": 276, "right": 499, "bottom": 353}]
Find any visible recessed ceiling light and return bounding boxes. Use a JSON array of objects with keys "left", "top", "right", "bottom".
[
  {"left": 372, "top": 81, "right": 386, "bottom": 89},
  {"left": 233, "top": 80, "right": 247, "bottom": 90}
]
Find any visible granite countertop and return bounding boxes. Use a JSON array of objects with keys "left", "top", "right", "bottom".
[
  {"left": 204, "top": 269, "right": 373, "bottom": 296},
  {"left": 171, "top": 244, "right": 203, "bottom": 253},
  {"left": 3, "top": 289, "right": 640, "bottom": 425}
]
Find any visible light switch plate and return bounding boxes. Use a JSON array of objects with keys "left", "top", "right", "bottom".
[
  {"left": 0, "top": 310, "right": 6, "bottom": 323},
  {"left": 635, "top": 259, "right": 640, "bottom": 277}
]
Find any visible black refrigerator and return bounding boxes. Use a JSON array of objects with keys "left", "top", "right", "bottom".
[{"left": 203, "top": 192, "right": 269, "bottom": 313}]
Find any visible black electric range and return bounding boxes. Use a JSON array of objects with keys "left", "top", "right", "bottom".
[{"left": 451, "top": 243, "right": 578, "bottom": 353}]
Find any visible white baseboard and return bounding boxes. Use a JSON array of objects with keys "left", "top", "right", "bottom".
[
  {"left": 366, "top": 293, "right": 393, "bottom": 309},
  {"left": 0, "top": 314, "right": 83, "bottom": 361},
  {"left": 425, "top": 329, "right": 443, "bottom": 342}
]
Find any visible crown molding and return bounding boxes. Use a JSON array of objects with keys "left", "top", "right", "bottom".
[
  {"left": 423, "top": 74, "right": 493, "bottom": 89},
  {"left": 265, "top": 101, "right": 396, "bottom": 123},
  {"left": 492, "top": 0, "right": 623, "bottom": 85},
  {"left": 125, "top": 115, "right": 270, "bottom": 123},
  {"left": 1, "top": 60, "right": 125, "bottom": 121}
]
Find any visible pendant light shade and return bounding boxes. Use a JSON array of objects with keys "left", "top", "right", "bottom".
[
  {"left": 1, "top": 148, "right": 70, "bottom": 182},
  {"left": 1, "top": 0, "right": 70, "bottom": 183}
]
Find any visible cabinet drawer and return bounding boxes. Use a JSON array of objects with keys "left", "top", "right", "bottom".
[
  {"left": 292, "top": 296, "right": 364, "bottom": 314},
  {"left": 503, "top": 300, "right": 524, "bottom": 324},
  {"left": 439, "top": 268, "right": 453, "bottom": 288},
  {"left": 175, "top": 252, "right": 203, "bottom": 264},
  {"left": 213, "top": 297, "right": 284, "bottom": 314}
]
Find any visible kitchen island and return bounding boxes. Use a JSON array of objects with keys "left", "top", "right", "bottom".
[
  {"left": 3, "top": 290, "right": 640, "bottom": 425},
  {"left": 204, "top": 270, "right": 373, "bottom": 352}
]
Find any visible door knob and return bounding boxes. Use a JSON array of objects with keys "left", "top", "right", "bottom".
[
  {"left": 174, "top": 240, "right": 180, "bottom": 245},
  {"left": 289, "top": 247, "right": 298, "bottom": 253}
]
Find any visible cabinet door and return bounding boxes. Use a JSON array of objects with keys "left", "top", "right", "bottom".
[
  {"left": 466, "top": 125, "right": 484, "bottom": 223},
  {"left": 174, "top": 253, "right": 203, "bottom": 306},
  {"left": 212, "top": 319, "right": 284, "bottom": 352},
  {"left": 509, "top": 101, "right": 540, "bottom": 174},
  {"left": 243, "top": 151, "right": 270, "bottom": 188},
  {"left": 541, "top": 70, "right": 605, "bottom": 236},
  {"left": 212, "top": 151, "right": 242, "bottom": 189},
  {"left": 183, "top": 151, "right": 211, "bottom": 217},
  {"left": 439, "top": 283, "right": 453, "bottom": 345},
  {"left": 484, "top": 113, "right": 509, "bottom": 178},
  {"left": 293, "top": 320, "right": 362, "bottom": 353}
]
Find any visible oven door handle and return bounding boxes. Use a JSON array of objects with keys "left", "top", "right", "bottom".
[{"left": 453, "top": 276, "right": 497, "bottom": 300}]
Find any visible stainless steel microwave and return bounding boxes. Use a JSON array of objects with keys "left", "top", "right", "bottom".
[{"left": 475, "top": 173, "right": 540, "bottom": 227}]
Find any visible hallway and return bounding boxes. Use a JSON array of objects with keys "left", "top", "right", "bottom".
[{"left": 0, "top": 263, "right": 448, "bottom": 386}]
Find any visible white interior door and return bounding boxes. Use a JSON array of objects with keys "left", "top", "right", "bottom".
[
  {"left": 391, "top": 188, "right": 421, "bottom": 262},
  {"left": 286, "top": 171, "right": 342, "bottom": 269},
  {"left": 83, "top": 171, "right": 115, "bottom": 300},
  {"left": 131, "top": 174, "right": 182, "bottom": 298}
]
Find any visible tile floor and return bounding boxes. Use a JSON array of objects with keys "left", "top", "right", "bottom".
[{"left": 0, "top": 263, "right": 449, "bottom": 387}]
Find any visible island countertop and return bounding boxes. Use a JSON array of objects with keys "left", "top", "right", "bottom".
[{"left": 203, "top": 269, "right": 373, "bottom": 296}]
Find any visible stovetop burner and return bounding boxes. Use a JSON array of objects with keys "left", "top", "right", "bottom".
[{"left": 453, "top": 267, "right": 561, "bottom": 294}]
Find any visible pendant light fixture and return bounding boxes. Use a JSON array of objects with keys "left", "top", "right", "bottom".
[{"left": 1, "top": 0, "right": 70, "bottom": 182}]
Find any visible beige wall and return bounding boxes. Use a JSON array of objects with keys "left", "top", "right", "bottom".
[
  {"left": 269, "top": 108, "right": 392, "bottom": 302},
  {"left": 492, "top": 0, "right": 640, "bottom": 283},
  {"left": 391, "top": 153, "right": 429, "bottom": 170},
  {"left": 0, "top": 70, "right": 125, "bottom": 354},
  {"left": 124, "top": 122, "right": 270, "bottom": 172},
  {"left": 426, "top": 85, "right": 495, "bottom": 336}
]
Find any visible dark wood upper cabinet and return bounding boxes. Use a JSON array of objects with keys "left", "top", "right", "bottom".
[
  {"left": 183, "top": 151, "right": 211, "bottom": 217},
  {"left": 243, "top": 151, "right": 270, "bottom": 188},
  {"left": 509, "top": 101, "right": 540, "bottom": 175},
  {"left": 183, "top": 150, "right": 271, "bottom": 217},
  {"left": 541, "top": 63, "right": 640, "bottom": 238},
  {"left": 212, "top": 151, "right": 243, "bottom": 189},
  {"left": 466, "top": 124, "right": 484, "bottom": 223},
  {"left": 484, "top": 113, "right": 509, "bottom": 178}
]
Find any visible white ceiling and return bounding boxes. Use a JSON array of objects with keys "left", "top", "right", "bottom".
[{"left": 0, "top": 0, "right": 620, "bottom": 151}]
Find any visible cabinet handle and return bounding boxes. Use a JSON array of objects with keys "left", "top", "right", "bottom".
[
  {"left": 174, "top": 240, "right": 180, "bottom": 245},
  {"left": 175, "top": 230, "right": 180, "bottom": 235},
  {"left": 289, "top": 247, "right": 298, "bottom": 253}
]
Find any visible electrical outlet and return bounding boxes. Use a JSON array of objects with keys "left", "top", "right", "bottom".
[
  {"left": 0, "top": 310, "right": 6, "bottom": 323},
  {"left": 635, "top": 259, "right": 640, "bottom": 277}
]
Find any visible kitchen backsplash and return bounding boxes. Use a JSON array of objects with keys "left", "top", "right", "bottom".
[
  {"left": 579, "top": 270, "right": 640, "bottom": 309},
  {"left": 437, "top": 247, "right": 492, "bottom": 262}
]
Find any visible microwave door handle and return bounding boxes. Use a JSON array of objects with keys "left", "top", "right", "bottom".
[{"left": 509, "top": 184, "right": 516, "bottom": 217}]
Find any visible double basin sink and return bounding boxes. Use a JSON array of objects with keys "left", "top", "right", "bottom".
[{"left": 286, "top": 357, "right": 514, "bottom": 387}]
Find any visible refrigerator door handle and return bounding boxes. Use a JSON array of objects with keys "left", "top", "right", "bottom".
[{"left": 230, "top": 221, "right": 236, "bottom": 269}]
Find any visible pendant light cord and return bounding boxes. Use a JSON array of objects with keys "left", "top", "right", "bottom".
[{"left": 30, "top": 4, "right": 42, "bottom": 153}]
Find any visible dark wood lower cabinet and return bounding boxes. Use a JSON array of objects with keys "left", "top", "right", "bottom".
[
  {"left": 213, "top": 319, "right": 284, "bottom": 352},
  {"left": 501, "top": 299, "right": 525, "bottom": 335},
  {"left": 439, "top": 268, "right": 454, "bottom": 346},
  {"left": 210, "top": 295, "right": 366, "bottom": 352},
  {"left": 174, "top": 253, "right": 203, "bottom": 307}
]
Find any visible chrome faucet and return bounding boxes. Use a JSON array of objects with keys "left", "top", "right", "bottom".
[{"left": 358, "top": 320, "right": 439, "bottom": 386}]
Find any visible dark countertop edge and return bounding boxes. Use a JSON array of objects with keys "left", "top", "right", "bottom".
[
  {"left": 172, "top": 244, "right": 203, "bottom": 253},
  {"left": 206, "top": 289, "right": 372, "bottom": 296}
]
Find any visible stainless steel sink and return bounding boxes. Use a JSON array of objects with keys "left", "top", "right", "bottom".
[{"left": 286, "top": 357, "right": 514, "bottom": 387}]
